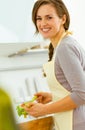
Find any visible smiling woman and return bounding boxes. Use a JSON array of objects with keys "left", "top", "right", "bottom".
[{"left": 22, "top": 1, "right": 85, "bottom": 130}]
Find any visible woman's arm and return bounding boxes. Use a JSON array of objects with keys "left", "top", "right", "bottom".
[
  {"left": 46, "top": 95, "right": 77, "bottom": 115},
  {"left": 22, "top": 95, "right": 77, "bottom": 117},
  {"left": 56, "top": 39, "right": 85, "bottom": 106}
]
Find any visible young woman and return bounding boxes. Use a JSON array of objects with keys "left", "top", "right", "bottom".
[{"left": 22, "top": 0, "right": 85, "bottom": 130}]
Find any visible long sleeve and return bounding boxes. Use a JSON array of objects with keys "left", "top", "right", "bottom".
[{"left": 55, "top": 36, "right": 85, "bottom": 106}]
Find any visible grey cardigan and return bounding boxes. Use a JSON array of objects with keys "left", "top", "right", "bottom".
[{"left": 54, "top": 35, "right": 85, "bottom": 130}]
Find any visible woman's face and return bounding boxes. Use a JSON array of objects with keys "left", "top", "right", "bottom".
[{"left": 36, "top": 4, "right": 65, "bottom": 39}]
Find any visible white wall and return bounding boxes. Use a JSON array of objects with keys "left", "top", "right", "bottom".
[
  {"left": 63, "top": 0, "right": 85, "bottom": 49},
  {"left": 0, "top": 0, "right": 43, "bottom": 43},
  {"left": 0, "top": 0, "right": 85, "bottom": 48}
]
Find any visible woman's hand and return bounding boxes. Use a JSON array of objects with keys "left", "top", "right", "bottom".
[
  {"left": 23, "top": 102, "right": 49, "bottom": 117},
  {"left": 35, "top": 92, "right": 52, "bottom": 104}
]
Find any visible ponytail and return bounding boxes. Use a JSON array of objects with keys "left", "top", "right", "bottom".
[{"left": 48, "top": 43, "right": 54, "bottom": 61}]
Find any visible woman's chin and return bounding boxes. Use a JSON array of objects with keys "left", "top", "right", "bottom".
[{"left": 43, "top": 35, "right": 50, "bottom": 39}]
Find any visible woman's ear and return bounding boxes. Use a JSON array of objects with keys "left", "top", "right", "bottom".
[{"left": 62, "top": 14, "right": 66, "bottom": 25}]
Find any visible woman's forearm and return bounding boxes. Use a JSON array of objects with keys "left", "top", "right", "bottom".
[{"left": 45, "top": 95, "right": 78, "bottom": 114}]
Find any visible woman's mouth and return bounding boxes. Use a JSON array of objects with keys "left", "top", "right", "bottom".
[{"left": 41, "top": 28, "right": 51, "bottom": 33}]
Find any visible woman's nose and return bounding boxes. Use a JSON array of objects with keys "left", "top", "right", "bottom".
[{"left": 41, "top": 19, "right": 47, "bottom": 26}]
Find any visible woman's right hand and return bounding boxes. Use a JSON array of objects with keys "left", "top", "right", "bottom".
[{"left": 35, "top": 92, "right": 52, "bottom": 104}]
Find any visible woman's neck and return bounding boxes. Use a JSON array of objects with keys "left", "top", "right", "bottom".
[{"left": 50, "top": 28, "right": 66, "bottom": 48}]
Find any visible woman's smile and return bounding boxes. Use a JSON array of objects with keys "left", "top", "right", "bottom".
[{"left": 36, "top": 4, "right": 64, "bottom": 40}]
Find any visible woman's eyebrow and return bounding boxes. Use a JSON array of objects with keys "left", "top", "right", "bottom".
[{"left": 36, "top": 14, "right": 53, "bottom": 17}]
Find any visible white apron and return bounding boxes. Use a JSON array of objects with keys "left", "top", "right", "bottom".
[{"left": 43, "top": 59, "right": 73, "bottom": 130}]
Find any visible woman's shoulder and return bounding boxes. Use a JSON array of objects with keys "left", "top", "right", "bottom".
[
  {"left": 57, "top": 35, "right": 85, "bottom": 58},
  {"left": 58, "top": 35, "right": 83, "bottom": 52},
  {"left": 61, "top": 35, "right": 78, "bottom": 48}
]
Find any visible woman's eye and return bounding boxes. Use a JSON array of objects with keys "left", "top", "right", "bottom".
[
  {"left": 36, "top": 17, "right": 42, "bottom": 21},
  {"left": 47, "top": 16, "right": 52, "bottom": 20}
]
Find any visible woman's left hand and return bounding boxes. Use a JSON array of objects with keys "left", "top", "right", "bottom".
[{"left": 22, "top": 102, "right": 48, "bottom": 117}]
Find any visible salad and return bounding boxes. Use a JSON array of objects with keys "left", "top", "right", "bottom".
[{"left": 16, "top": 96, "right": 37, "bottom": 118}]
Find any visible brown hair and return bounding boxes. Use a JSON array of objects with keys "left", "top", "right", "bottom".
[{"left": 32, "top": 0, "right": 70, "bottom": 61}]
